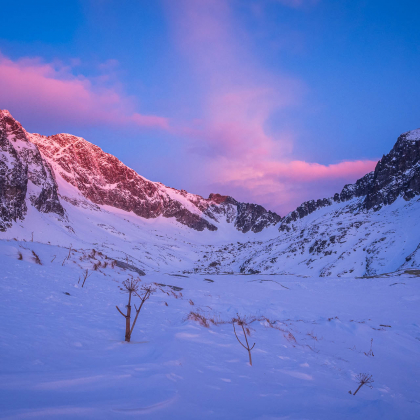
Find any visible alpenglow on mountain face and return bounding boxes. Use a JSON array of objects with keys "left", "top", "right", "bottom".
[
  {"left": 1, "top": 109, "right": 420, "bottom": 277},
  {"left": 0, "top": 110, "right": 280, "bottom": 234}
]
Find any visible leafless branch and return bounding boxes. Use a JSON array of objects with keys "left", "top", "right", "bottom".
[{"left": 116, "top": 305, "right": 127, "bottom": 318}]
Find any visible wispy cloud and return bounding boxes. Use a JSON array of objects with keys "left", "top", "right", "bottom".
[
  {"left": 166, "top": 0, "right": 376, "bottom": 214},
  {"left": 0, "top": 52, "right": 169, "bottom": 130},
  {"left": 0, "top": 0, "right": 377, "bottom": 215}
]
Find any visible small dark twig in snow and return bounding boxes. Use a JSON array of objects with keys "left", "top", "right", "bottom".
[{"left": 352, "top": 373, "right": 374, "bottom": 395}]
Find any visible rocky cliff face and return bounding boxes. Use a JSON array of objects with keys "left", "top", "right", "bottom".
[
  {"left": 18, "top": 115, "right": 280, "bottom": 233},
  {"left": 364, "top": 129, "right": 420, "bottom": 209},
  {"left": 279, "top": 128, "right": 420, "bottom": 231},
  {"left": 197, "top": 193, "right": 281, "bottom": 233},
  {"left": 196, "top": 128, "right": 420, "bottom": 276},
  {"left": 0, "top": 110, "right": 64, "bottom": 231}
]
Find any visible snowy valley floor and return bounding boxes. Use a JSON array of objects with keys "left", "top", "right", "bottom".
[{"left": 0, "top": 240, "right": 419, "bottom": 419}]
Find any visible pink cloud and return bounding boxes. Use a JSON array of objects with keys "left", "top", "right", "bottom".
[
  {"left": 167, "top": 0, "right": 303, "bottom": 158},
  {"left": 207, "top": 158, "right": 378, "bottom": 214},
  {"left": 166, "top": 0, "right": 377, "bottom": 214},
  {"left": 0, "top": 52, "right": 169, "bottom": 130}
]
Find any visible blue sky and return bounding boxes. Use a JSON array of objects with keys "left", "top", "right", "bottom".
[{"left": 1, "top": 0, "right": 419, "bottom": 214}]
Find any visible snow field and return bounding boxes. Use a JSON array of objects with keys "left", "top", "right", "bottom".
[{"left": 0, "top": 240, "right": 419, "bottom": 419}]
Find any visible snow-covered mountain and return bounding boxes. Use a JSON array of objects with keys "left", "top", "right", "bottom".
[
  {"left": 196, "top": 129, "right": 420, "bottom": 277},
  {"left": 0, "top": 110, "right": 64, "bottom": 232},
  {"left": 1, "top": 109, "right": 420, "bottom": 277},
  {"left": 0, "top": 109, "right": 280, "bottom": 234}
]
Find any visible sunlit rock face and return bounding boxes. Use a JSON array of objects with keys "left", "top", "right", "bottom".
[
  {"left": 0, "top": 110, "right": 279, "bottom": 233},
  {"left": 0, "top": 110, "right": 64, "bottom": 231}
]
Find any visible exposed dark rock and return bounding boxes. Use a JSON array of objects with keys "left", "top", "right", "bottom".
[
  {"left": 0, "top": 128, "right": 27, "bottom": 231},
  {"left": 280, "top": 198, "right": 333, "bottom": 230},
  {"left": 364, "top": 130, "right": 420, "bottom": 209},
  {"left": 203, "top": 194, "right": 281, "bottom": 233},
  {"left": 279, "top": 128, "right": 420, "bottom": 230},
  {"left": 0, "top": 110, "right": 64, "bottom": 231},
  {"left": 28, "top": 124, "right": 279, "bottom": 233},
  {"left": 235, "top": 202, "right": 281, "bottom": 233},
  {"left": 339, "top": 172, "right": 375, "bottom": 202},
  {"left": 114, "top": 260, "right": 146, "bottom": 276}
]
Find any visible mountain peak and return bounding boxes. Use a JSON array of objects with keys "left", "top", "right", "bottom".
[
  {"left": 401, "top": 128, "right": 420, "bottom": 142},
  {"left": 0, "top": 109, "right": 13, "bottom": 118},
  {"left": 0, "top": 111, "right": 280, "bottom": 233}
]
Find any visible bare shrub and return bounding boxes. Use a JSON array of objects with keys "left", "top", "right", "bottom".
[
  {"left": 352, "top": 373, "right": 374, "bottom": 395},
  {"left": 79, "top": 269, "right": 92, "bottom": 288},
  {"left": 364, "top": 339, "right": 374, "bottom": 357},
  {"left": 32, "top": 251, "right": 42, "bottom": 265},
  {"left": 189, "top": 299, "right": 195, "bottom": 306},
  {"left": 187, "top": 311, "right": 212, "bottom": 328},
  {"left": 93, "top": 262, "right": 101, "bottom": 271},
  {"left": 116, "top": 279, "right": 155, "bottom": 342},
  {"left": 62, "top": 244, "right": 72, "bottom": 266},
  {"left": 233, "top": 313, "right": 256, "bottom": 366},
  {"left": 307, "top": 330, "right": 319, "bottom": 341},
  {"left": 284, "top": 331, "right": 297, "bottom": 344},
  {"left": 17, "top": 251, "right": 23, "bottom": 260}
]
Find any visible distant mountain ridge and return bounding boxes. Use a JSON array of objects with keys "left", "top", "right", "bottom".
[
  {"left": 0, "top": 110, "right": 280, "bottom": 233},
  {"left": 279, "top": 128, "right": 420, "bottom": 231},
  {"left": 194, "top": 127, "right": 420, "bottom": 277},
  {"left": 1, "top": 109, "right": 420, "bottom": 278}
]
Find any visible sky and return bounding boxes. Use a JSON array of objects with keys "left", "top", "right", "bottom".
[{"left": 1, "top": 0, "right": 419, "bottom": 215}]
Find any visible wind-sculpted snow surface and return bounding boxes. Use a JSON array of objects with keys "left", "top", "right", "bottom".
[
  {"left": 0, "top": 240, "right": 419, "bottom": 419},
  {"left": 0, "top": 110, "right": 64, "bottom": 231}
]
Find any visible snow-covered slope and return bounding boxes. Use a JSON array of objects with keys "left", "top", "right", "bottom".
[
  {"left": 1, "top": 109, "right": 420, "bottom": 277},
  {"left": 191, "top": 128, "right": 420, "bottom": 277},
  {"left": 194, "top": 195, "right": 420, "bottom": 277},
  {"left": 1, "top": 112, "right": 420, "bottom": 418},
  {"left": 27, "top": 124, "right": 280, "bottom": 233},
  {"left": 0, "top": 240, "right": 419, "bottom": 419}
]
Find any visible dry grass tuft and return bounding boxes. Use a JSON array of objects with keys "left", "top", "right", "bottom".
[{"left": 31, "top": 250, "right": 42, "bottom": 265}]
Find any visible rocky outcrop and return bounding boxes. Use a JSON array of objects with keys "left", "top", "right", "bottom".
[
  {"left": 0, "top": 122, "right": 27, "bottom": 231},
  {"left": 364, "top": 129, "right": 420, "bottom": 210},
  {"left": 0, "top": 110, "right": 64, "bottom": 231},
  {"left": 279, "top": 128, "right": 420, "bottom": 230},
  {"left": 235, "top": 202, "right": 281, "bottom": 233},
  {"left": 28, "top": 131, "right": 220, "bottom": 231},
  {"left": 279, "top": 198, "right": 333, "bottom": 230},
  {"left": 28, "top": 127, "right": 279, "bottom": 233},
  {"left": 336, "top": 172, "right": 375, "bottom": 203},
  {"left": 202, "top": 194, "right": 281, "bottom": 233}
]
